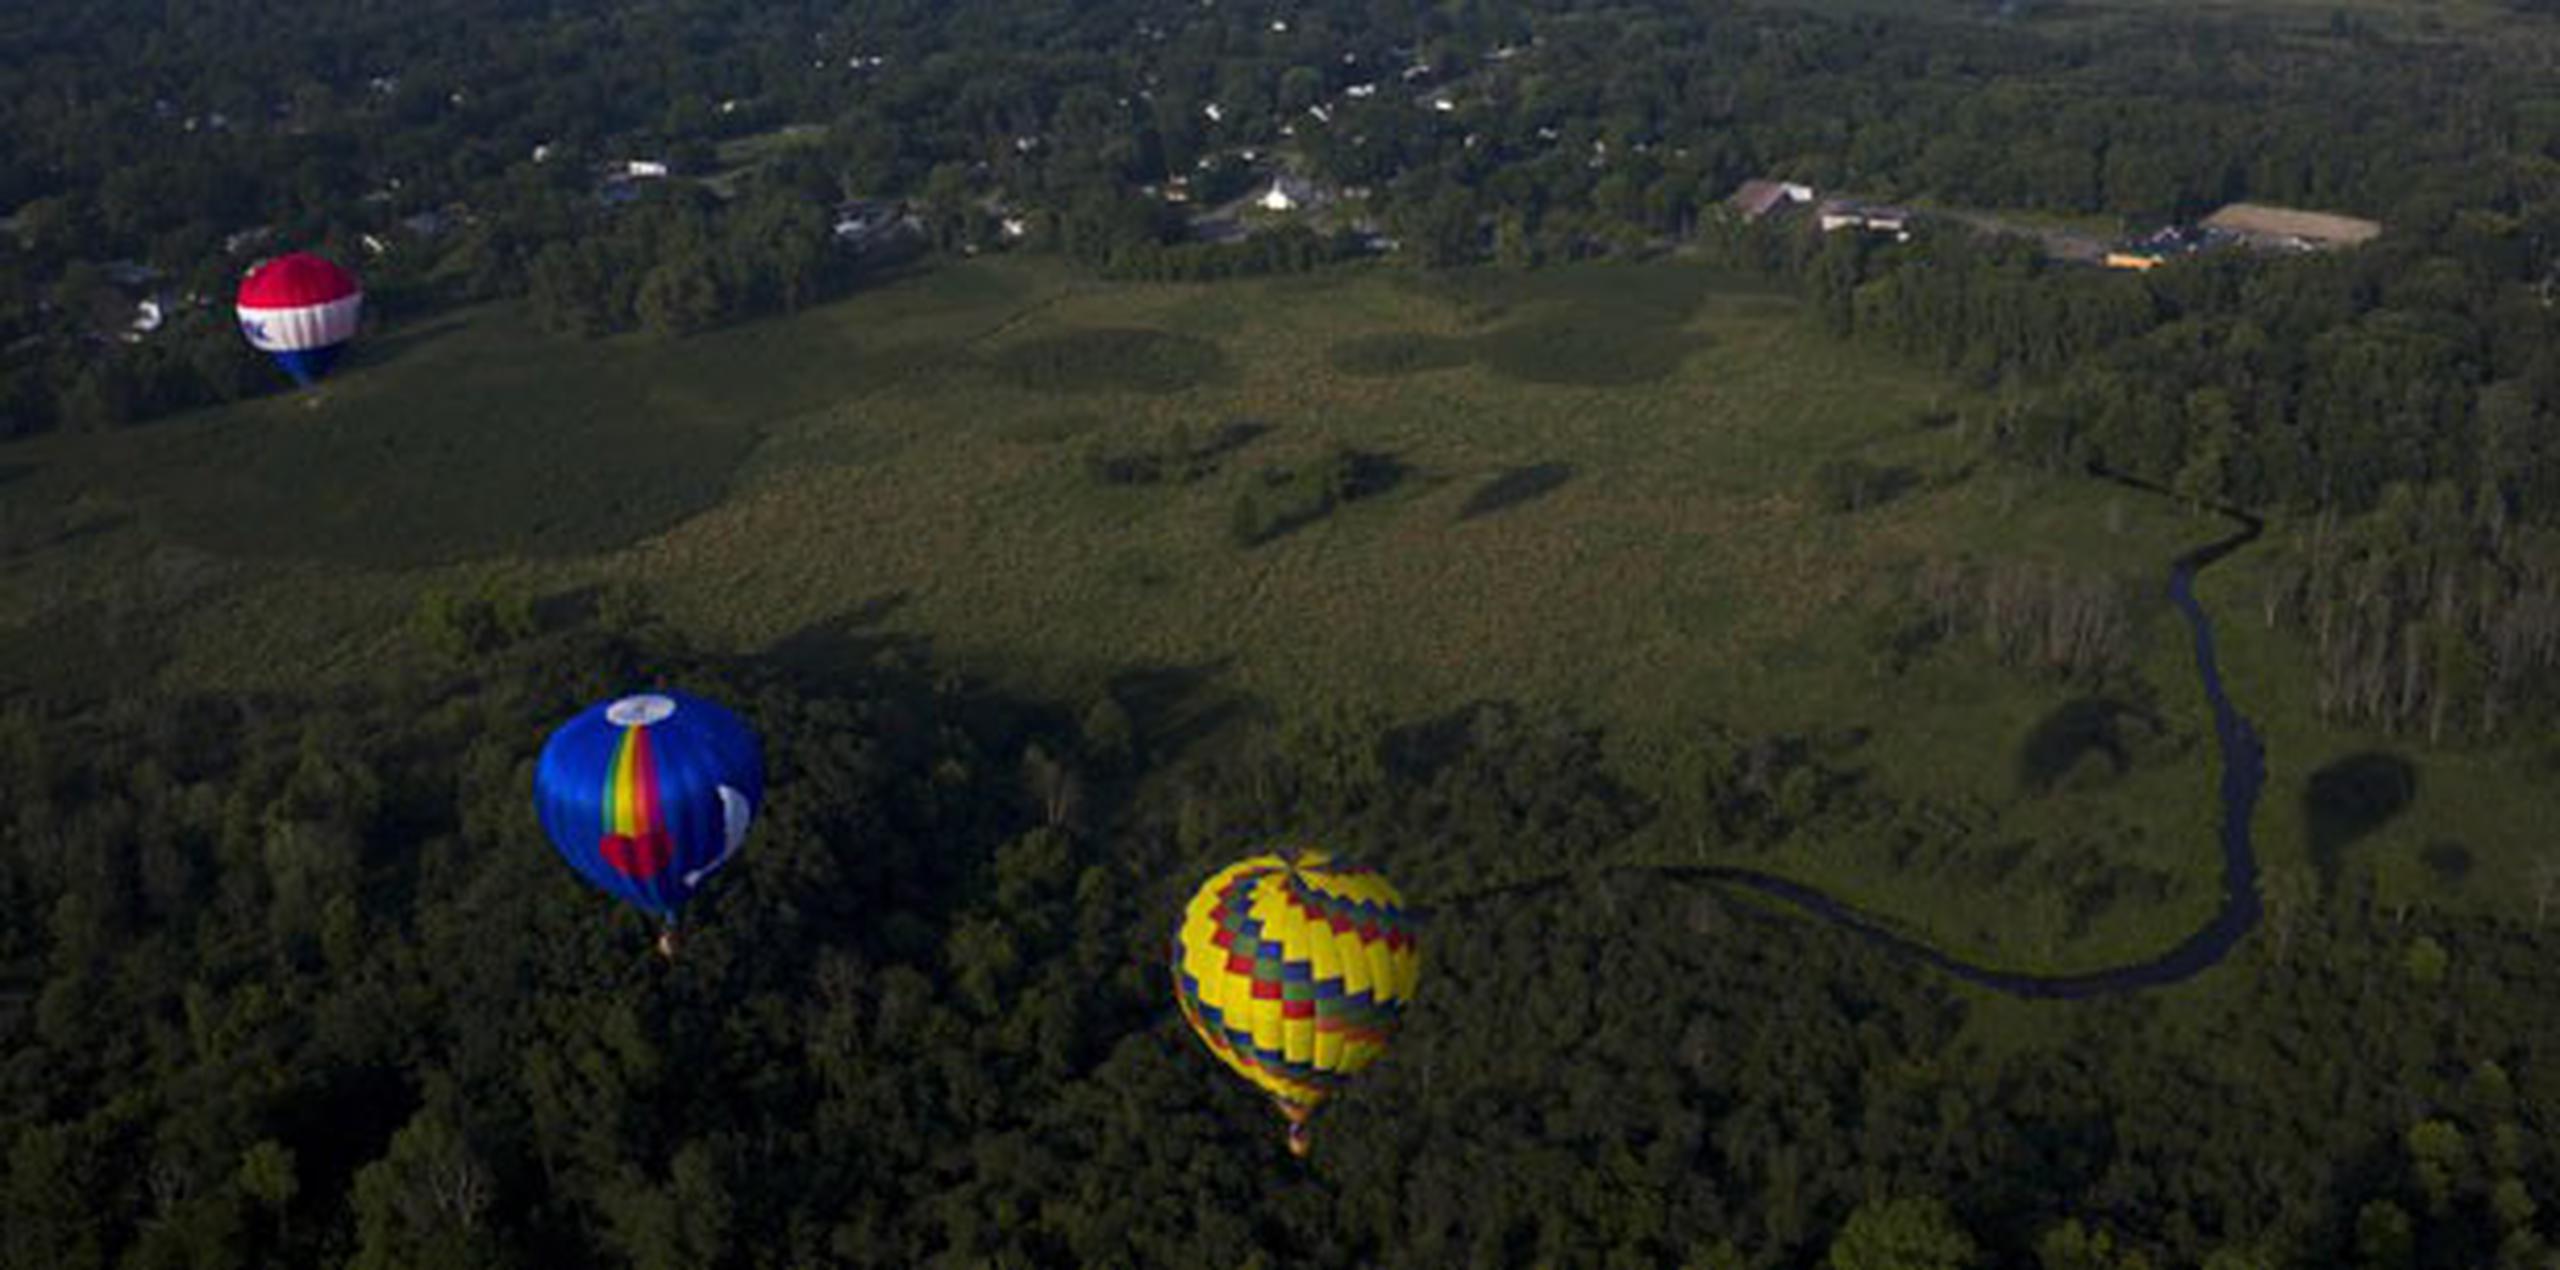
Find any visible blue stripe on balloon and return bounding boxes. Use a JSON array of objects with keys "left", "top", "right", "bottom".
[
  {"left": 270, "top": 343, "right": 345, "bottom": 386},
  {"left": 533, "top": 691, "right": 764, "bottom": 924}
]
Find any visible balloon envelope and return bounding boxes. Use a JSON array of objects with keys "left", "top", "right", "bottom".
[
  {"left": 534, "top": 691, "right": 764, "bottom": 923},
  {"left": 1171, "top": 851, "right": 1420, "bottom": 1139},
  {"left": 235, "top": 252, "right": 362, "bottom": 385}
]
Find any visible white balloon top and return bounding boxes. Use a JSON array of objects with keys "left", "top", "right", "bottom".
[{"left": 605, "top": 694, "right": 679, "bottom": 727}]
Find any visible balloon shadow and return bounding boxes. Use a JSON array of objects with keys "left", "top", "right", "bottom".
[
  {"left": 2016, "top": 698, "right": 2161, "bottom": 795},
  {"left": 347, "top": 315, "right": 470, "bottom": 370},
  {"left": 2303, "top": 752, "right": 2417, "bottom": 892},
  {"left": 1105, "top": 658, "right": 1249, "bottom": 767},
  {"left": 764, "top": 593, "right": 918, "bottom": 684},
  {"left": 1458, "top": 462, "right": 1574, "bottom": 521}
]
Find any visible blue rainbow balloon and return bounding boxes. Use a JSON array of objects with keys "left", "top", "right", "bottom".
[{"left": 534, "top": 691, "right": 764, "bottom": 926}]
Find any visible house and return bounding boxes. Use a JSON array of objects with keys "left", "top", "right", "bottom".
[
  {"left": 532, "top": 142, "right": 554, "bottom": 164},
  {"left": 361, "top": 233, "right": 391, "bottom": 257},
  {"left": 104, "top": 261, "right": 161, "bottom": 290},
  {"left": 1346, "top": 83, "right": 1377, "bottom": 99},
  {"left": 1203, "top": 102, "right": 1225, "bottom": 123},
  {"left": 122, "top": 297, "right": 166, "bottom": 343},
  {"left": 1255, "top": 175, "right": 1322, "bottom": 213},
  {"left": 999, "top": 216, "right": 1030, "bottom": 241},
  {"left": 1728, "top": 179, "right": 1815, "bottom": 221},
  {"left": 2104, "top": 224, "right": 2206, "bottom": 271},
  {"left": 400, "top": 210, "right": 449, "bottom": 239},
  {"left": 2199, "top": 203, "right": 2382, "bottom": 252},
  {"left": 1818, "top": 199, "right": 1912, "bottom": 241},
  {"left": 832, "top": 200, "right": 895, "bottom": 243},
  {"left": 625, "top": 160, "right": 670, "bottom": 179}
]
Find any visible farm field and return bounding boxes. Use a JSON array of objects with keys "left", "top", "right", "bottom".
[{"left": 0, "top": 256, "right": 2536, "bottom": 978}]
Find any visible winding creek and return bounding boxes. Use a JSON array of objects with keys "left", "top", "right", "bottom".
[{"left": 1462, "top": 480, "right": 2272, "bottom": 999}]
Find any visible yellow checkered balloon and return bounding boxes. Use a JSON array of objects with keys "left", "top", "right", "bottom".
[{"left": 1171, "top": 850, "right": 1421, "bottom": 1157}]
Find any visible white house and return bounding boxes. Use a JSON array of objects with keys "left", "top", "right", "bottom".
[
  {"left": 1203, "top": 102, "right": 1225, "bottom": 123},
  {"left": 1256, "top": 175, "right": 1321, "bottom": 213},
  {"left": 626, "top": 160, "right": 670, "bottom": 179},
  {"left": 1346, "top": 82, "right": 1377, "bottom": 98},
  {"left": 1816, "top": 199, "right": 1913, "bottom": 241},
  {"left": 123, "top": 298, "right": 165, "bottom": 343}
]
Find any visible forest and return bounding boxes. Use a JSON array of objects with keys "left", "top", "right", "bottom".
[
  {"left": 8, "top": 0, "right": 2560, "bottom": 1264},
  {"left": 5, "top": 588, "right": 2559, "bottom": 1269}
]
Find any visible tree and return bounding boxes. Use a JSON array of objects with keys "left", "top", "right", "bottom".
[
  {"left": 2352, "top": 1199, "right": 2414, "bottom": 1270},
  {"left": 1827, "top": 1197, "right": 1982, "bottom": 1270},
  {"left": 237, "top": 1141, "right": 297, "bottom": 1242},
  {"left": 2038, "top": 1220, "right": 2157, "bottom": 1270},
  {"left": 2259, "top": 864, "right": 2317, "bottom": 964},
  {"left": 635, "top": 254, "right": 726, "bottom": 337},
  {"left": 348, "top": 1105, "right": 509, "bottom": 1270}
]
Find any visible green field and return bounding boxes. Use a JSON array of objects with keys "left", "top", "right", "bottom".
[{"left": 1, "top": 256, "right": 2539, "bottom": 979}]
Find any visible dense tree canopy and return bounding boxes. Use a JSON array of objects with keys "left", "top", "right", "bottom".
[
  {"left": 1, "top": 586, "right": 2557, "bottom": 1267},
  {"left": 9, "top": 1, "right": 2560, "bottom": 1263}
]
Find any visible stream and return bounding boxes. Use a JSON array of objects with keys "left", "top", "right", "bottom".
[{"left": 1462, "top": 480, "right": 2271, "bottom": 999}]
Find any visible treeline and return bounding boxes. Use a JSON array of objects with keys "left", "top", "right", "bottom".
[
  {"left": 1861, "top": 554, "right": 2140, "bottom": 684},
  {"left": 2258, "top": 485, "right": 2560, "bottom": 740},
  {"left": 15, "top": 0, "right": 2560, "bottom": 433},
  {"left": 522, "top": 186, "right": 873, "bottom": 339},
  {"left": 3, "top": 597, "right": 2559, "bottom": 1267},
  {"left": 1100, "top": 223, "right": 1370, "bottom": 283},
  {"left": 1752, "top": 188, "right": 2560, "bottom": 740}
]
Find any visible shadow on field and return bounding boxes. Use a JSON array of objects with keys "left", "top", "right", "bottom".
[
  {"left": 532, "top": 586, "right": 604, "bottom": 633},
  {"left": 764, "top": 593, "right": 918, "bottom": 681},
  {"left": 1240, "top": 450, "right": 1411, "bottom": 546},
  {"left": 3, "top": 513, "right": 130, "bottom": 561},
  {"left": 0, "top": 602, "right": 168, "bottom": 705},
  {"left": 985, "top": 328, "right": 1231, "bottom": 394},
  {"left": 1475, "top": 320, "right": 1701, "bottom": 387},
  {"left": 1326, "top": 333, "right": 1472, "bottom": 378},
  {"left": 1459, "top": 462, "right": 1573, "bottom": 520},
  {"left": 350, "top": 316, "right": 470, "bottom": 369},
  {"left": 1107, "top": 658, "right": 1250, "bottom": 765},
  {"left": 2016, "top": 698, "right": 2162, "bottom": 795},
  {"left": 1200, "top": 419, "right": 1274, "bottom": 461},
  {"left": 2304, "top": 752, "right": 2418, "bottom": 891},
  {"left": 996, "top": 412, "right": 1104, "bottom": 444},
  {"left": 2420, "top": 840, "right": 2473, "bottom": 889}
]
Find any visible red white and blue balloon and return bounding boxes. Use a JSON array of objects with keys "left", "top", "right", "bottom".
[{"left": 235, "top": 252, "right": 362, "bottom": 386}]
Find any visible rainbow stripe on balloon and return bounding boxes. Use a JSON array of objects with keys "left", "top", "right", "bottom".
[
  {"left": 533, "top": 691, "right": 763, "bottom": 923},
  {"left": 1171, "top": 851, "right": 1421, "bottom": 1127}
]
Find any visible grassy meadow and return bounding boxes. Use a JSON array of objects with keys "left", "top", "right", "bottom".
[{"left": 1, "top": 255, "right": 2540, "bottom": 983}]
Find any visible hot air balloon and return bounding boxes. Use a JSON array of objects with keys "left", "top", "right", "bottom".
[
  {"left": 1171, "top": 849, "right": 1421, "bottom": 1158},
  {"left": 534, "top": 691, "right": 764, "bottom": 956},
  {"left": 235, "top": 252, "right": 362, "bottom": 386}
]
